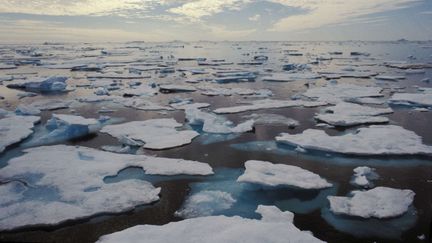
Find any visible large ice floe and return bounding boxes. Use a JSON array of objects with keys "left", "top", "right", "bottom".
[
  {"left": 314, "top": 102, "right": 393, "bottom": 126},
  {"left": 276, "top": 125, "right": 432, "bottom": 155},
  {"left": 213, "top": 99, "right": 326, "bottom": 114},
  {"left": 302, "top": 84, "right": 383, "bottom": 104},
  {"left": 97, "top": 205, "right": 324, "bottom": 243},
  {"left": 6, "top": 76, "right": 68, "bottom": 92},
  {"left": 22, "top": 114, "right": 101, "bottom": 147},
  {"left": 185, "top": 108, "right": 254, "bottom": 134},
  {"left": 237, "top": 160, "right": 332, "bottom": 189},
  {"left": 101, "top": 118, "right": 199, "bottom": 149},
  {"left": 0, "top": 115, "right": 40, "bottom": 153},
  {"left": 0, "top": 145, "right": 213, "bottom": 230},
  {"left": 328, "top": 187, "right": 415, "bottom": 218}
]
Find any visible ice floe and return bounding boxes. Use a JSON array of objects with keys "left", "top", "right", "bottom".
[
  {"left": 0, "top": 145, "right": 212, "bottom": 230},
  {"left": 214, "top": 99, "right": 326, "bottom": 114},
  {"left": 328, "top": 187, "right": 415, "bottom": 218},
  {"left": 7, "top": 76, "right": 68, "bottom": 92},
  {"left": 0, "top": 115, "right": 40, "bottom": 153},
  {"left": 302, "top": 84, "right": 383, "bottom": 104},
  {"left": 314, "top": 102, "right": 392, "bottom": 126},
  {"left": 351, "top": 166, "right": 379, "bottom": 188},
  {"left": 237, "top": 160, "right": 332, "bottom": 189},
  {"left": 22, "top": 114, "right": 101, "bottom": 147},
  {"left": 101, "top": 118, "right": 199, "bottom": 149},
  {"left": 97, "top": 205, "right": 324, "bottom": 243},
  {"left": 243, "top": 113, "right": 299, "bottom": 128},
  {"left": 389, "top": 92, "right": 432, "bottom": 107},
  {"left": 276, "top": 125, "right": 432, "bottom": 155},
  {"left": 186, "top": 108, "right": 254, "bottom": 134}
]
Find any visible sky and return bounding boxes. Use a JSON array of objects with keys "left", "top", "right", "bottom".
[{"left": 0, "top": 0, "right": 431, "bottom": 43}]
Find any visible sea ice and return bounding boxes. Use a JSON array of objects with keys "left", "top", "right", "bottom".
[
  {"left": 101, "top": 118, "right": 199, "bottom": 149},
  {"left": 0, "top": 145, "right": 212, "bottom": 230},
  {"left": 314, "top": 102, "right": 392, "bottom": 126},
  {"left": 175, "top": 190, "right": 236, "bottom": 218},
  {"left": 328, "top": 187, "right": 415, "bottom": 218},
  {"left": 302, "top": 84, "right": 383, "bottom": 104},
  {"left": 214, "top": 99, "right": 326, "bottom": 114},
  {"left": 0, "top": 115, "right": 40, "bottom": 153},
  {"left": 237, "top": 160, "right": 332, "bottom": 189},
  {"left": 97, "top": 205, "right": 324, "bottom": 243},
  {"left": 7, "top": 76, "right": 68, "bottom": 92},
  {"left": 185, "top": 108, "right": 254, "bottom": 134},
  {"left": 351, "top": 166, "right": 379, "bottom": 187},
  {"left": 276, "top": 125, "right": 432, "bottom": 155}
]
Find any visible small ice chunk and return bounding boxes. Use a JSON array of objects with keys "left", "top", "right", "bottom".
[
  {"left": 351, "top": 166, "right": 379, "bottom": 187},
  {"left": 185, "top": 108, "right": 254, "bottom": 134},
  {"left": 94, "top": 87, "right": 109, "bottom": 96},
  {"left": 175, "top": 190, "right": 236, "bottom": 218},
  {"left": 328, "top": 187, "right": 415, "bottom": 218},
  {"left": 237, "top": 160, "right": 332, "bottom": 189},
  {"left": 97, "top": 205, "right": 324, "bottom": 243},
  {"left": 276, "top": 125, "right": 432, "bottom": 155},
  {"left": 262, "top": 72, "right": 319, "bottom": 82},
  {"left": 101, "top": 118, "right": 199, "bottom": 149}
]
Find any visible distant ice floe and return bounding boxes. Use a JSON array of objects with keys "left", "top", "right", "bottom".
[
  {"left": 97, "top": 205, "right": 324, "bottom": 243},
  {"left": 276, "top": 125, "right": 432, "bottom": 155},
  {"left": 389, "top": 88, "right": 432, "bottom": 107},
  {"left": 302, "top": 84, "right": 383, "bottom": 104},
  {"left": 328, "top": 187, "right": 414, "bottom": 218},
  {"left": 237, "top": 160, "right": 332, "bottom": 190},
  {"left": 315, "top": 102, "right": 393, "bottom": 126},
  {"left": 375, "top": 75, "right": 406, "bottom": 81},
  {"left": 101, "top": 118, "right": 199, "bottom": 149},
  {"left": 351, "top": 166, "right": 379, "bottom": 188},
  {"left": 186, "top": 108, "right": 254, "bottom": 134},
  {"left": 200, "top": 87, "right": 272, "bottom": 97},
  {"left": 0, "top": 145, "right": 213, "bottom": 230},
  {"left": 262, "top": 72, "right": 320, "bottom": 82},
  {"left": 6, "top": 76, "right": 68, "bottom": 92},
  {"left": 159, "top": 84, "right": 197, "bottom": 93},
  {"left": 213, "top": 99, "right": 326, "bottom": 114},
  {"left": 119, "top": 98, "right": 174, "bottom": 111},
  {"left": 243, "top": 113, "right": 299, "bottom": 128},
  {"left": 0, "top": 115, "right": 40, "bottom": 153}
]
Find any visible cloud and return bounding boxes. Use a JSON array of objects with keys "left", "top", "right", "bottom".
[
  {"left": 269, "top": 0, "right": 420, "bottom": 32},
  {"left": 0, "top": 19, "right": 171, "bottom": 43},
  {"left": 248, "top": 14, "right": 261, "bottom": 21},
  {"left": 168, "top": 0, "right": 250, "bottom": 20},
  {"left": 0, "top": 0, "right": 159, "bottom": 16}
]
